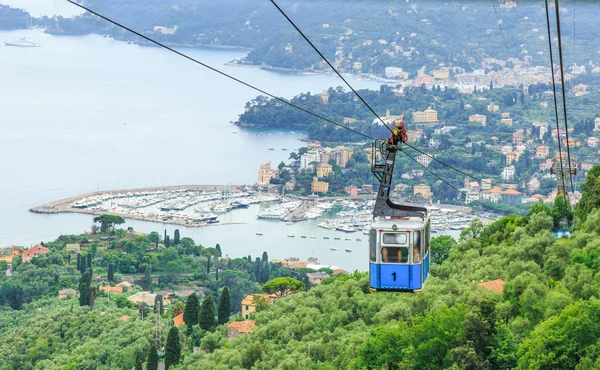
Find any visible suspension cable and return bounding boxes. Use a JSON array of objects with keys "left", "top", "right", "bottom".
[
  {"left": 554, "top": 0, "right": 576, "bottom": 195},
  {"left": 66, "top": 0, "right": 376, "bottom": 142},
  {"left": 270, "top": 0, "right": 394, "bottom": 133},
  {"left": 544, "top": 0, "right": 569, "bottom": 201},
  {"left": 401, "top": 150, "right": 465, "bottom": 197},
  {"left": 490, "top": 0, "right": 511, "bottom": 58},
  {"left": 402, "top": 142, "right": 494, "bottom": 183},
  {"left": 270, "top": 0, "right": 492, "bottom": 185}
]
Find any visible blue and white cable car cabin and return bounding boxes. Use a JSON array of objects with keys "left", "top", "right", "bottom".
[{"left": 368, "top": 117, "right": 430, "bottom": 292}]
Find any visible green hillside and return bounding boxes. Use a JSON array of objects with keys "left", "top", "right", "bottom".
[
  {"left": 2, "top": 168, "right": 600, "bottom": 369},
  {"left": 176, "top": 168, "right": 600, "bottom": 369}
]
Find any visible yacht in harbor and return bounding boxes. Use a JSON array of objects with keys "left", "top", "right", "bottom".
[{"left": 5, "top": 38, "right": 40, "bottom": 47}]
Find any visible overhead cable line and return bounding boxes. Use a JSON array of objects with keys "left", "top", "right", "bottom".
[
  {"left": 544, "top": 0, "right": 569, "bottom": 201},
  {"left": 270, "top": 0, "right": 490, "bottom": 185},
  {"left": 270, "top": 0, "right": 394, "bottom": 134},
  {"left": 553, "top": 0, "right": 576, "bottom": 195},
  {"left": 402, "top": 151, "right": 465, "bottom": 196},
  {"left": 573, "top": 0, "right": 576, "bottom": 66},
  {"left": 66, "top": 0, "right": 375, "bottom": 142},
  {"left": 490, "top": 0, "right": 511, "bottom": 58},
  {"left": 402, "top": 142, "right": 495, "bottom": 184}
]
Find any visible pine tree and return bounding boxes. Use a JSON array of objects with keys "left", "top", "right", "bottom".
[
  {"left": 154, "top": 294, "right": 163, "bottom": 314},
  {"left": 173, "top": 229, "right": 180, "bottom": 245},
  {"left": 199, "top": 295, "right": 215, "bottom": 330},
  {"left": 164, "top": 326, "right": 181, "bottom": 369},
  {"left": 147, "top": 345, "right": 158, "bottom": 370},
  {"left": 218, "top": 287, "right": 231, "bottom": 325},
  {"left": 165, "top": 235, "right": 171, "bottom": 248},
  {"left": 107, "top": 264, "right": 114, "bottom": 282},
  {"left": 183, "top": 293, "right": 200, "bottom": 327}
]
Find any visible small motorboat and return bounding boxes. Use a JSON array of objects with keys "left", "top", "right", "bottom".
[
  {"left": 330, "top": 247, "right": 338, "bottom": 251},
  {"left": 287, "top": 235, "right": 295, "bottom": 238},
  {"left": 256, "top": 232, "right": 264, "bottom": 236},
  {"left": 345, "top": 248, "right": 353, "bottom": 252}
]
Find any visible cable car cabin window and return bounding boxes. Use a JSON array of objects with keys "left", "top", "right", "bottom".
[
  {"left": 382, "top": 232, "right": 407, "bottom": 245},
  {"left": 413, "top": 230, "right": 422, "bottom": 264},
  {"left": 381, "top": 247, "right": 409, "bottom": 263},
  {"left": 369, "top": 229, "right": 377, "bottom": 262}
]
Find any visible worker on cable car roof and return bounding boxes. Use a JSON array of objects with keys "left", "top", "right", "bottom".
[{"left": 388, "top": 113, "right": 408, "bottom": 146}]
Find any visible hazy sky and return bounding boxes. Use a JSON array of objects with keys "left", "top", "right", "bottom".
[{"left": 0, "top": 0, "right": 82, "bottom": 17}]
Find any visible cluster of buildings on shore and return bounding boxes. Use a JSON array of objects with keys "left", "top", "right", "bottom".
[{"left": 258, "top": 142, "right": 355, "bottom": 195}]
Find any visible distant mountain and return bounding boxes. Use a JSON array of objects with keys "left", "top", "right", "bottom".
[{"left": 7, "top": 0, "right": 599, "bottom": 77}]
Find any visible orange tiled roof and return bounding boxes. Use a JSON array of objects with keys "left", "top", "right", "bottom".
[
  {"left": 119, "top": 315, "right": 131, "bottom": 321},
  {"left": 501, "top": 189, "right": 522, "bottom": 195},
  {"left": 228, "top": 320, "right": 256, "bottom": 333},
  {"left": 22, "top": 244, "right": 50, "bottom": 257},
  {"left": 100, "top": 286, "right": 123, "bottom": 293},
  {"left": 173, "top": 313, "right": 185, "bottom": 327},
  {"left": 479, "top": 279, "right": 505, "bottom": 293}
]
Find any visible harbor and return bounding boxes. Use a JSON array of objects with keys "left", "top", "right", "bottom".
[{"left": 30, "top": 185, "right": 499, "bottom": 234}]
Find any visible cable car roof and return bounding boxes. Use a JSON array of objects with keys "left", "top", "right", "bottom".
[{"left": 371, "top": 216, "right": 428, "bottom": 230}]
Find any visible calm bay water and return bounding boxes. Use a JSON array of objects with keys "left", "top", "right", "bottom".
[{"left": 0, "top": 28, "right": 384, "bottom": 271}]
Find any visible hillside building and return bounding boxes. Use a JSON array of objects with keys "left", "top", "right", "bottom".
[
  {"left": 316, "top": 164, "right": 333, "bottom": 178},
  {"left": 22, "top": 245, "right": 50, "bottom": 262},
  {"left": 469, "top": 114, "right": 487, "bottom": 125},
  {"left": 413, "top": 184, "right": 433, "bottom": 199},
  {"left": 311, "top": 177, "right": 329, "bottom": 194},
  {"left": 412, "top": 108, "right": 438, "bottom": 123},
  {"left": 257, "top": 162, "right": 279, "bottom": 185}
]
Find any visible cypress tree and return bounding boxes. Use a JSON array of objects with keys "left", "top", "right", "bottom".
[
  {"left": 164, "top": 229, "right": 167, "bottom": 243},
  {"left": 206, "top": 254, "right": 211, "bottom": 274},
  {"left": 183, "top": 293, "right": 200, "bottom": 327},
  {"left": 87, "top": 253, "right": 92, "bottom": 269},
  {"left": 165, "top": 235, "right": 171, "bottom": 248},
  {"left": 253, "top": 257, "right": 261, "bottom": 282},
  {"left": 173, "top": 229, "right": 180, "bottom": 245},
  {"left": 247, "top": 255, "right": 252, "bottom": 263},
  {"left": 134, "top": 353, "right": 143, "bottom": 370},
  {"left": 76, "top": 253, "right": 81, "bottom": 271},
  {"left": 79, "top": 283, "right": 88, "bottom": 306},
  {"left": 215, "top": 244, "right": 222, "bottom": 257},
  {"left": 164, "top": 326, "right": 181, "bottom": 369},
  {"left": 261, "top": 252, "right": 269, "bottom": 284},
  {"left": 107, "top": 264, "right": 114, "bottom": 282},
  {"left": 154, "top": 294, "right": 163, "bottom": 314},
  {"left": 142, "top": 266, "right": 152, "bottom": 291},
  {"left": 199, "top": 295, "right": 215, "bottom": 330},
  {"left": 218, "top": 287, "right": 231, "bottom": 325},
  {"left": 147, "top": 345, "right": 158, "bottom": 370}
]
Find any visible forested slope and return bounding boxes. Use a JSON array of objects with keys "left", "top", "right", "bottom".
[
  {"left": 0, "top": 296, "right": 154, "bottom": 370},
  {"left": 178, "top": 168, "right": 600, "bottom": 369}
]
